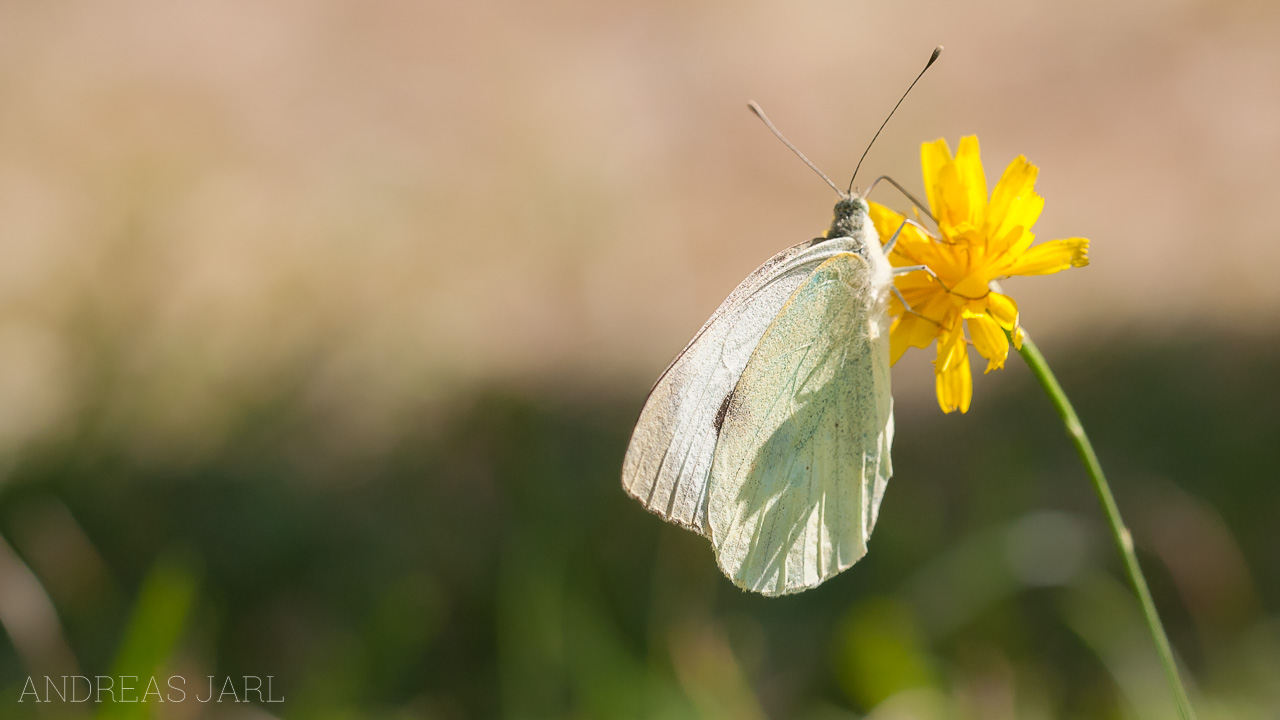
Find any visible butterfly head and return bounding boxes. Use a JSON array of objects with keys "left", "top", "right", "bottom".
[{"left": 825, "top": 194, "right": 870, "bottom": 241}]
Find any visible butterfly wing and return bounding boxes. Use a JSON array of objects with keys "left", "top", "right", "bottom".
[
  {"left": 707, "top": 251, "right": 893, "bottom": 595},
  {"left": 622, "top": 236, "right": 862, "bottom": 534}
]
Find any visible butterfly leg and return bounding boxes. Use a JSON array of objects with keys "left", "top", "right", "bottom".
[
  {"left": 864, "top": 175, "right": 938, "bottom": 225},
  {"left": 892, "top": 264, "right": 970, "bottom": 301},
  {"left": 884, "top": 218, "right": 943, "bottom": 254},
  {"left": 891, "top": 264, "right": 936, "bottom": 278},
  {"left": 905, "top": 217, "right": 939, "bottom": 239},
  {"left": 883, "top": 219, "right": 907, "bottom": 254},
  {"left": 890, "top": 285, "right": 941, "bottom": 325}
]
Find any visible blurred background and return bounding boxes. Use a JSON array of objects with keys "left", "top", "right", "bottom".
[{"left": 0, "top": 0, "right": 1278, "bottom": 718}]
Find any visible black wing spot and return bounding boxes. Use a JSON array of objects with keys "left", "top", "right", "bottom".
[{"left": 713, "top": 391, "right": 733, "bottom": 434}]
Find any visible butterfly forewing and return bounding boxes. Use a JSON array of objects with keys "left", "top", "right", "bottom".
[
  {"left": 622, "top": 236, "right": 863, "bottom": 534},
  {"left": 707, "top": 250, "right": 893, "bottom": 595}
]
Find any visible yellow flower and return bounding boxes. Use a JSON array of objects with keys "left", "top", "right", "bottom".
[{"left": 869, "top": 136, "right": 1089, "bottom": 414}]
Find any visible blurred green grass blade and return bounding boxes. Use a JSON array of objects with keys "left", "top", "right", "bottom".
[
  {"left": 1063, "top": 571, "right": 1182, "bottom": 720},
  {"left": 668, "top": 623, "right": 765, "bottom": 720},
  {"left": 835, "top": 596, "right": 937, "bottom": 711},
  {"left": 95, "top": 550, "right": 200, "bottom": 720}
]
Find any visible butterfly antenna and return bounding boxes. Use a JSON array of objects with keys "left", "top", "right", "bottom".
[
  {"left": 848, "top": 45, "right": 943, "bottom": 194},
  {"left": 747, "top": 101, "right": 844, "bottom": 197}
]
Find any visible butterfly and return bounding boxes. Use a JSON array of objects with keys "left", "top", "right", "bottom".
[{"left": 621, "top": 48, "right": 941, "bottom": 596}]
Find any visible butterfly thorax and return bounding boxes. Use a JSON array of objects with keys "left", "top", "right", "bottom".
[
  {"left": 822, "top": 195, "right": 891, "bottom": 299},
  {"left": 825, "top": 195, "right": 870, "bottom": 241}
]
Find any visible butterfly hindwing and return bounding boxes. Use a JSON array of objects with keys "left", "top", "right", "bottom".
[
  {"left": 622, "top": 237, "right": 862, "bottom": 534},
  {"left": 707, "top": 251, "right": 894, "bottom": 595}
]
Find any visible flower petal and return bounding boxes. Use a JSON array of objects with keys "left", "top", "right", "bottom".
[
  {"left": 1002, "top": 226, "right": 1036, "bottom": 261},
  {"left": 986, "top": 292, "right": 1023, "bottom": 349},
  {"left": 986, "top": 291, "right": 1019, "bottom": 329},
  {"left": 967, "top": 314, "right": 1008, "bottom": 373},
  {"left": 920, "top": 138, "right": 953, "bottom": 222},
  {"left": 985, "top": 155, "right": 1043, "bottom": 242},
  {"left": 889, "top": 313, "right": 937, "bottom": 365},
  {"left": 933, "top": 163, "right": 971, "bottom": 231},
  {"left": 954, "top": 136, "right": 988, "bottom": 228},
  {"left": 934, "top": 314, "right": 967, "bottom": 373},
  {"left": 869, "top": 201, "right": 931, "bottom": 258},
  {"left": 935, "top": 347, "right": 972, "bottom": 413},
  {"left": 868, "top": 201, "right": 904, "bottom": 240},
  {"left": 1003, "top": 238, "right": 1090, "bottom": 276}
]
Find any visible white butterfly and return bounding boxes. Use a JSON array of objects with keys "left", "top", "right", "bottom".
[{"left": 621, "top": 49, "right": 941, "bottom": 596}]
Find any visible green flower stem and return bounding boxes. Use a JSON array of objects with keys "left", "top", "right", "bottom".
[{"left": 1015, "top": 330, "right": 1197, "bottom": 720}]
